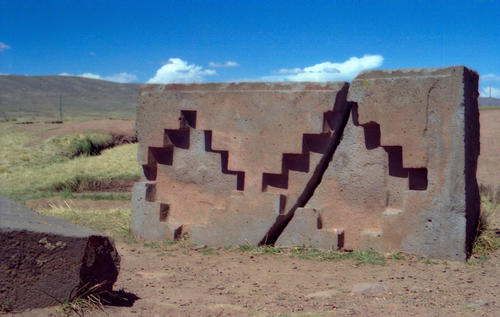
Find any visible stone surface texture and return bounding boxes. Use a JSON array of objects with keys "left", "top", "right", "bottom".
[
  {"left": 133, "top": 82, "right": 350, "bottom": 246},
  {"left": 132, "top": 67, "right": 480, "bottom": 261},
  {"left": 0, "top": 196, "right": 120, "bottom": 310},
  {"left": 275, "top": 208, "right": 343, "bottom": 249},
  {"left": 340, "top": 66, "right": 478, "bottom": 260}
]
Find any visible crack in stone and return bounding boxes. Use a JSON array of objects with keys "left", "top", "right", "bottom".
[{"left": 258, "top": 91, "right": 352, "bottom": 245}]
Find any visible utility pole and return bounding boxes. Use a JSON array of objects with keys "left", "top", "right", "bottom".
[{"left": 58, "top": 95, "right": 63, "bottom": 123}]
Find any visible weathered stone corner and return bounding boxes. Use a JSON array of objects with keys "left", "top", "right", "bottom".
[
  {"left": 0, "top": 196, "right": 120, "bottom": 310},
  {"left": 132, "top": 67, "right": 480, "bottom": 261}
]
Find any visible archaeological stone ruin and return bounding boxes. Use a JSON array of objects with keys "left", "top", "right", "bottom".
[
  {"left": 0, "top": 196, "right": 120, "bottom": 310},
  {"left": 132, "top": 66, "right": 480, "bottom": 261}
]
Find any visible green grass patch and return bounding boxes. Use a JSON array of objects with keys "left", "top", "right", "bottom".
[
  {"left": 142, "top": 240, "right": 178, "bottom": 249},
  {"left": 479, "top": 106, "right": 500, "bottom": 110},
  {"left": 0, "top": 124, "right": 38, "bottom": 170},
  {"left": 1, "top": 190, "right": 130, "bottom": 202},
  {"left": 37, "top": 206, "right": 135, "bottom": 243},
  {"left": 391, "top": 252, "right": 405, "bottom": 260},
  {"left": 141, "top": 241, "right": 386, "bottom": 264},
  {"left": 289, "top": 247, "right": 386, "bottom": 265},
  {"left": 238, "top": 245, "right": 282, "bottom": 254},
  {"left": 420, "top": 258, "right": 440, "bottom": 265},
  {"left": 1, "top": 117, "right": 18, "bottom": 122},
  {"left": 0, "top": 143, "right": 140, "bottom": 200},
  {"left": 0, "top": 126, "right": 113, "bottom": 171},
  {"left": 0, "top": 301, "right": 12, "bottom": 313},
  {"left": 0, "top": 123, "right": 140, "bottom": 201},
  {"left": 201, "top": 247, "right": 216, "bottom": 255},
  {"left": 236, "top": 245, "right": 386, "bottom": 265},
  {"left": 67, "top": 192, "right": 132, "bottom": 201},
  {"left": 47, "top": 132, "right": 114, "bottom": 158}
]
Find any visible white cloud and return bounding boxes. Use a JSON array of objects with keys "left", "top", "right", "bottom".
[
  {"left": 482, "top": 73, "right": 500, "bottom": 81},
  {"left": 0, "top": 41, "right": 11, "bottom": 52},
  {"left": 263, "top": 54, "right": 384, "bottom": 82},
  {"left": 481, "top": 86, "right": 500, "bottom": 98},
  {"left": 208, "top": 61, "right": 239, "bottom": 68},
  {"left": 79, "top": 72, "right": 102, "bottom": 80},
  {"left": 103, "top": 72, "right": 137, "bottom": 83},
  {"left": 272, "top": 68, "right": 304, "bottom": 74},
  {"left": 58, "top": 72, "right": 137, "bottom": 83},
  {"left": 148, "top": 58, "right": 216, "bottom": 83}
]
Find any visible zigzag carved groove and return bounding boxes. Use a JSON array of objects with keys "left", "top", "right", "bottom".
[
  {"left": 261, "top": 110, "right": 337, "bottom": 191},
  {"left": 351, "top": 103, "right": 428, "bottom": 191},
  {"left": 204, "top": 130, "right": 245, "bottom": 191},
  {"left": 143, "top": 110, "right": 245, "bottom": 191}
]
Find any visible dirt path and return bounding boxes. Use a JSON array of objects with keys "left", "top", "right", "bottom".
[
  {"left": 19, "top": 119, "right": 136, "bottom": 144},
  {"left": 478, "top": 109, "right": 500, "bottom": 187},
  {"left": 12, "top": 242, "right": 499, "bottom": 317}
]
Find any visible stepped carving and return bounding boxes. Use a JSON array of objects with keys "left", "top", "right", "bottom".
[{"left": 132, "top": 68, "right": 480, "bottom": 261}]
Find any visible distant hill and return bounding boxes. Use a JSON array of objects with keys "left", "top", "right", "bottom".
[
  {"left": 1, "top": 75, "right": 498, "bottom": 120},
  {"left": 0, "top": 75, "right": 143, "bottom": 119},
  {"left": 479, "top": 97, "right": 500, "bottom": 107}
]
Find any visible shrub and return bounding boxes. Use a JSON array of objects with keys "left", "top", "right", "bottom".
[{"left": 49, "top": 133, "right": 114, "bottom": 157}]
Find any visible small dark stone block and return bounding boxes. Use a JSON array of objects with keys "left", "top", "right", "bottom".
[{"left": 0, "top": 197, "right": 120, "bottom": 310}]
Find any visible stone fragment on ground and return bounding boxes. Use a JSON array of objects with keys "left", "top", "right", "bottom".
[
  {"left": 135, "top": 271, "right": 172, "bottom": 279},
  {"left": 0, "top": 196, "right": 120, "bottom": 310},
  {"left": 305, "top": 289, "right": 340, "bottom": 298},
  {"left": 351, "top": 282, "right": 391, "bottom": 296}
]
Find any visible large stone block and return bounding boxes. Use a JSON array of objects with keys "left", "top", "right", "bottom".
[
  {"left": 132, "top": 67, "right": 480, "bottom": 260},
  {"left": 0, "top": 197, "right": 120, "bottom": 310},
  {"left": 189, "top": 192, "right": 284, "bottom": 246},
  {"left": 131, "top": 182, "right": 183, "bottom": 241},
  {"left": 133, "top": 82, "right": 350, "bottom": 247},
  {"left": 306, "top": 67, "right": 480, "bottom": 260}
]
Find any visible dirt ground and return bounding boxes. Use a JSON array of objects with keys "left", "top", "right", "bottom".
[
  {"left": 9, "top": 238, "right": 500, "bottom": 317},
  {"left": 477, "top": 109, "right": 500, "bottom": 187}
]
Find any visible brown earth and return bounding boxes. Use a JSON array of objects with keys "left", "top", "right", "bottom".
[
  {"left": 19, "top": 119, "right": 136, "bottom": 145},
  {"left": 7, "top": 236, "right": 500, "bottom": 317},
  {"left": 478, "top": 109, "right": 500, "bottom": 187}
]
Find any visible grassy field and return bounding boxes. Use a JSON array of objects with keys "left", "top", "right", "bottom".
[
  {"left": 0, "top": 122, "right": 141, "bottom": 201},
  {"left": 480, "top": 106, "right": 500, "bottom": 110},
  {"left": 39, "top": 205, "right": 135, "bottom": 243}
]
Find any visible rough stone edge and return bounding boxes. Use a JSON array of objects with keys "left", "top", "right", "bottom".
[{"left": 463, "top": 67, "right": 481, "bottom": 257}]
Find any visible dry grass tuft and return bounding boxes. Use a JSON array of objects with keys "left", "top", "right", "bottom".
[
  {"left": 472, "top": 196, "right": 500, "bottom": 256},
  {"left": 37, "top": 204, "right": 135, "bottom": 243}
]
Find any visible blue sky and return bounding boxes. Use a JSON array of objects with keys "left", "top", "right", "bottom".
[{"left": 0, "top": 0, "right": 499, "bottom": 96}]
